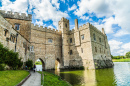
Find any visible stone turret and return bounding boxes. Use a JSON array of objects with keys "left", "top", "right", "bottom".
[
  {"left": 0, "top": 10, "right": 32, "bottom": 21},
  {"left": 102, "top": 28, "right": 105, "bottom": 34},
  {"left": 75, "top": 19, "right": 78, "bottom": 30}
]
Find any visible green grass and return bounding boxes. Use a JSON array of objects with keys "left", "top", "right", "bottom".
[
  {"left": 0, "top": 70, "right": 29, "bottom": 86},
  {"left": 38, "top": 71, "right": 70, "bottom": 86},
  {"left": 112, "top": 59, "right": 130, "bottom": 62}
]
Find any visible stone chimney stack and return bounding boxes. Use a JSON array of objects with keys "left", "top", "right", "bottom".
[
  {"left": 102, "top": 28, "right": 105, "bottom": 34},
  {"left": 75, "top": 19, "right": 78, "bottom": 30}
]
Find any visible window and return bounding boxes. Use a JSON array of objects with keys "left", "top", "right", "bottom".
[
  {"left": 4, "top": 29, "right": 8, "bottom": 36},
  {"left": 70, "top": 38, "right": 72, "bottom": 43},
  {"left": 99, "top": 38, "right": 101, "bottom": 42},
  {"left": 81, "top": 48, "right": 83, "bottom": 53},
  {"left": 65, "top": 23, "right": 67, "bottom": 28},
  {"left": 15, "top": 24, "right": 20, "bottom": 30},
  {"left": 48, "top": 39, "right": 52, "bottom": 43},
  {"left": 70, "top": 50, "right": 73, "bottom": 55},
  {"left": 30, "top": 46, "right": 34, "bottom": 52},
  {"left": 100, "top": 48, "right": 101, "bottom": 53},
  {"left": 93, "top": 33, "right": 96, "bottom": 41},
  {"left": 81, "top": 35, "right": 84, "bottom": 40},
  {"left": 95, "top": 47, "right": 97, "bottom": 52}
]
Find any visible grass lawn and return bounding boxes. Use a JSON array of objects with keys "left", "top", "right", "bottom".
[
  {"left": 112, "top": 59, "right": 130, "bottom": 62},
  {"left": 38, "top": 71, "right": 70, "bottom": 86},
  {"left": 0, "top": 70, "right": 29, "bottom": 86}
]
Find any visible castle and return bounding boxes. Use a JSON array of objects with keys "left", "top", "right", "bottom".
[{"left": 0, "top": 10, "right": 113, "bottom": 70}]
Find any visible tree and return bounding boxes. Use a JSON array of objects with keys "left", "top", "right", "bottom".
[
  {"left": 26, "top": 59, "right": 33, "bottom": 69},
  {"left": 125, "top": 51, "right": 130, "bottom": 58}
]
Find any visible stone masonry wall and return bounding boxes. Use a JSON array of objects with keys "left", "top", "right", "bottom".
[{"left": 30, "top": 24, "right": 62, "bottom": 69}]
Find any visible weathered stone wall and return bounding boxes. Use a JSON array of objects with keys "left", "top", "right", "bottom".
[
  {"left": 89, "top": 24, "right": 113, "bottom": 69},
  {"left": 30, "top": 24, "right": 62, "bottom": 69},
  {"left": 0, "top": 14, "right": 33, "bottom": 63},
  {"left": 0, "top": 10, "right": 32, "bottom": 41}
]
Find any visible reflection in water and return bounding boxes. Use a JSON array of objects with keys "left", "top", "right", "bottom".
[{"left": 47, "top": 62, "right": 130, "bottom": 86}]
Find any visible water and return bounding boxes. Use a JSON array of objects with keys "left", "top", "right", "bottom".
[{"left": 46, "top": 62, "right": 130, "bottom": 86}]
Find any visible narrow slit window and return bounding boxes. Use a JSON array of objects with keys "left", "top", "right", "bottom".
[{"left": 81, "top": 35, "right": 84, "bottom": 40}]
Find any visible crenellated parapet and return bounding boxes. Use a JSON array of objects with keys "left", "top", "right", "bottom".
[
  {"left": 31, "top": 24, "right": 61, "bottom": 35},
  {"left": 69, "top": 29, "right": 75, "bottom": 34},
  {"left": 0, "top": 10, "right": 32, "bottom": 21},
  {"left": 60, "top": 17, "right": 69, "bottom": 22},
  {"left": 89, "top": 23, "right": 104, "bottom": 35}
]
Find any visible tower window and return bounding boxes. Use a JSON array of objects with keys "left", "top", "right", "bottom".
[
  {"left": 30, "top": 46, "right": 34, "bottom": 52},
  {"left": 14, "top": 24, "right": 20, "bottom": 30},
  {"left": 48, "top": 38, "right": 53, "bottom": 43},
  {"left": 65, "top": 23, "right": 67, "bottom": 28},
  {"left": 93, "top": 33, "right": 96, "bottom": 41},
  {"left": 70, "top": 38, "right": 72, "bottom": 43},
  {"left": 81, "top": 35, "right": 84, "bottom": 40},
  {"left": 70, "top": 50, "right": 73, "bottom": 55}
]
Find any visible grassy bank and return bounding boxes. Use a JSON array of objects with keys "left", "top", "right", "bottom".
[
  {"left": 38, "top": 71, "right": 70, "bottom": 86},
  {"left": 112, "top": 59, "right": 130, "bottom": 62},
  {"left": 0, "top": 70, "right": 29, "bottom": 86}
]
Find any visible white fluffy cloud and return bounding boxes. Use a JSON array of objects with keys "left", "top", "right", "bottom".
[
  {"left": 74, "top": 0, "right": 130, "bottom": 36},
  {"left": 68, "top": 4, "right": 77, "bottom": 11},
  {"left": 0, "top": 0, "right": 28, "bottom": 13},
  {"left": 0, "top": 0, "right": 69, "bottom": 28},
  {"left": 109, "top": 40, "right": 130, "bottom": 56},
  {"left": 29, "top": 0, "right": 69, "bottom": 28}
]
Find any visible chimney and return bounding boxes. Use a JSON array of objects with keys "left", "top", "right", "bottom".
[
  {"left": 75, "top": 19, "right": 78, "bottom": 30},
  {"left": 102, "top": 28, "right": 105, "bottom": 34}
]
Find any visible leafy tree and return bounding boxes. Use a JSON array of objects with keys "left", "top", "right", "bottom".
[
  {"left": 125, "top": 51, "right": 130, "bottom": 58},
  {"left": 26, "top": 59, "right": 33, "bottom": 69}
]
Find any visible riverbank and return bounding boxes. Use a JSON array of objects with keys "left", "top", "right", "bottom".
[
  {"left": 0, "top": 70, "right": 29, "bottom": 86},
  {"left": 112, "top": 59, "right": 130, "bottom": 62},
  {"left": 38, "top": 71, "right": 70, "bottom": 86}
]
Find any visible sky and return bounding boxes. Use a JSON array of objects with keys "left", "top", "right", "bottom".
[{"left": 0, "top": 0, "right": 130, "bottom": 56}]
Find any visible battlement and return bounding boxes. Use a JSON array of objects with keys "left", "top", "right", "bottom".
[
  {"left": 60, "top": 17, "right": 69, "bottom": 22},
  {"left": 31, "top": 24, "right": 61, "bottom": 35},
  {"left": 89, "top": 23, "right": 104, "bottom": 35},
  {"left": 69, "top": 29, "right": 75, "bottom": 34},
  {"left": 0, "top": 10, "right": 32, "bottom": 21},
  {"left": 78, "top": 23, "right": 90, "bottom": 31}
]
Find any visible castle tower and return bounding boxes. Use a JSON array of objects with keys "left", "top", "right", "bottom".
[{"left": 58, "top": 17, "right": 70, "bottom": 67}]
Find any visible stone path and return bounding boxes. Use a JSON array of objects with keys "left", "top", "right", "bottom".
[{"left": 22, "top": 71, "right": 41, "bottom": 86}]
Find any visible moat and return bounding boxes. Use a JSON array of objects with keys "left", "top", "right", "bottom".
[{"left": 45, "top": 62, "right": 130, "bottom": 86}]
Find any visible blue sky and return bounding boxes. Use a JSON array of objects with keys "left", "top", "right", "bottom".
[{"left": 0, "top": 0, "right": 130, "bottom": 56}]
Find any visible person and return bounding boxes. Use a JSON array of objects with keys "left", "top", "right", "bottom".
[{"left": 33, "top": 64, "right": 36, "bottom": 72}]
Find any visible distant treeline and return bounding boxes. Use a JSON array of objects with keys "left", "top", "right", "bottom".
[{"left": 112, "top": 51, "right": 130, "bottom": 59}]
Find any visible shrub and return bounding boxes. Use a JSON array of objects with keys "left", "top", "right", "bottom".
[
  {"left": 80, "top": 66, "right": 85, "bottom": 70},
  {"left": 26, "top": 59, "right": 33, "bottom": 69},
  {"left": 0, "top": 64, "right": 5, "bottom": 71}
]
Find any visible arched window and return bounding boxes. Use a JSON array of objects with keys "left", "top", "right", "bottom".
[{"left": 93, "top": 33, "right": 96, "bottom": 41}]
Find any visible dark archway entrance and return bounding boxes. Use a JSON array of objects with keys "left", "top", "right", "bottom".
[{"left": 55, "top": 58, "right": 60, "bottom": 70}]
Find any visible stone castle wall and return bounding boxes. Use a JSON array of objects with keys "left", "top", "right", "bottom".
[
  {"left": 0, "top": 10, "right": 32, "bottom": 41},
  {"left": 0, "top": 14, "right": 33, "bottom": 63},
  {"left": 30, "top": 24, "right": 62, "bottom": 69},
  {"left": 0, "top": 9, "right": 113, "bottom": 70}
]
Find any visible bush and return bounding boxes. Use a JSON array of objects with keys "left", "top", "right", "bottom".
[
  {"left": 125, "top": 51, "right": 130, "bottom": 58},
  {"left": 26, "top": 59, "right": 33, "bottom": 69},
  {"left": 80, "top": 66, "right": 85, "bottom": 70},
  {"left": 0, "top": 43, "right": 23, "bottom": 70}
]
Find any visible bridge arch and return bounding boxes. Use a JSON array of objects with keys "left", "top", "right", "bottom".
[
  {"left": 55, "top": 58, "right": 60, "bottom": 69},
  {"left": 35, "top": 58, "right": 45, "bottom": 71}
]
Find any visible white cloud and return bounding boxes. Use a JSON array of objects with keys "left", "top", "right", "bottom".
[
  {"left": 48, "top": 25, "right": 55, "bottom": 29},
  {"left": 114, "top": 29, "right": 130, "bottom": 37},
  {"left": 68, "top": 4, "right": 77, "bottom": 11},
  {"left": 79, "top": 16, "right": 89, "bottom": 20},
  {"left": 35, "top": 20, "right": 46, "bottom": 27},
  {"left": 29, "top": 0, "right": 69, "bottom": 28},
  {"left": 74, "top": 0, "right": 130, "bottom": 36},
  {"left": 0, "top": 0, "right": 28, "bottom": 13},
  {"left": 60, "top": 0, "right": 65, "bottom": 3},
  {"left": 109, "top": 40, "right": 130, "bottom": 56}
]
